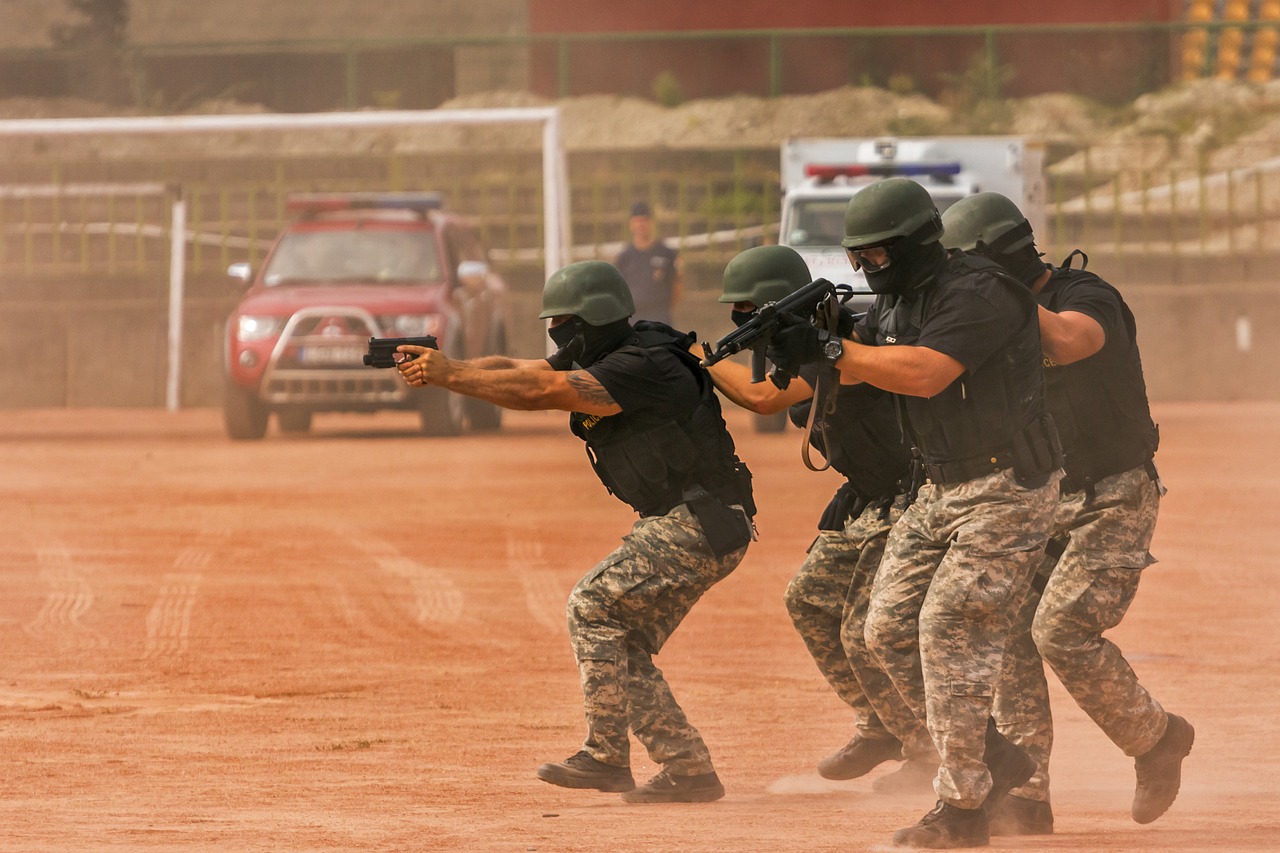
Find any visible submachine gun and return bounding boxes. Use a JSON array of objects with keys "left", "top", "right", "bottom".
[
  {"left": 700, "top": 278, "right": 857, "bottom": 472},
  {"left": 699, "top": 277, "right": 850, "bottom": 390}
]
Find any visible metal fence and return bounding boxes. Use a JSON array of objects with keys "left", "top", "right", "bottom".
[{"left": 2, "top": 142, "right": 1279, "bottom": 281}]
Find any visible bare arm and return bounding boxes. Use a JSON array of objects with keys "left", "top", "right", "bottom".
[
  {"left": 702, "top": 355, "right": 814, "bottom": 414},
  {"left": 1037, "top": 306, "right": 1105, "bottom": 365},
  {"left": 833, "top": 339, "right": 965, "bottom": 398},
  {"left": 399, "top": 348, "right": 621, "bottom": 415}
]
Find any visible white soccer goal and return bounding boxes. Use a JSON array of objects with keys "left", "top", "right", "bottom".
[{"left": 0, "top": 108, "right": 570, "bottom": 411}]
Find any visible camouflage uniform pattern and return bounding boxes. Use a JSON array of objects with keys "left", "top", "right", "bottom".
[
  {"left": 995, "top": 464, "right": 1164, "bottom": 801},
  {"left": 864, "top": 468, "right": 1060, "bottom": 809},
  {"left": 567, "top": 502, "right": 747, "bottom": 775},
  {"left": 784, "top": 495, "right": 925, "bottom": 750}
]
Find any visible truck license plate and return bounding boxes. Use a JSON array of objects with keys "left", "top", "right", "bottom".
[{"left": 298, "top": 346, "right": 363, "bottom": 366}]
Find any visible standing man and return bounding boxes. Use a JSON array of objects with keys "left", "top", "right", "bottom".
[
  {"left": 396, "top": 260, "right": 755, "bottom": 804},
  {"left": 614, "top": 201, "right": 683, "bottom": 325},
  {"left": 768, "top": 178, "right": 1061, "bottom": 849},
  {"left": 700, "top": 245, "right": 937, "bottom": 790},
  {"left": 940, "top": 192, "right": 1194, "bottom": 835}
]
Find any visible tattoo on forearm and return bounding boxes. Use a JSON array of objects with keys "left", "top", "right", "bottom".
[{"left": 567, "top": 370, "right": 617, "bottom": 406}]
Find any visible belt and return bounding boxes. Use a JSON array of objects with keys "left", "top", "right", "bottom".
[{"left": 923, "top": 451, "right": 1012, "bottom": 485}]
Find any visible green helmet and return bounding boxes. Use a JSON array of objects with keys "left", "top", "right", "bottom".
[
  {"left": 538, "top": 260, "right": 635, "bottom": 325},
  {"left": 841, "top": 177, "right": 942, "bottom": 250},
  {"left": 940, "top": 192, "right": 1034, "bottom": 254},
  {"left": 719, "top": 245, "right": 812, "bottom": 306}
]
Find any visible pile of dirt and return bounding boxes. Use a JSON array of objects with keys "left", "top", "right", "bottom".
[{"left": 3, "top": 79, "right": 1280, "bottom": 184}]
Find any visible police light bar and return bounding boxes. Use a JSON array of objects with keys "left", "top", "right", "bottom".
[
  {"left": 805, "top": 162, "right": 963, "bottom": 182},
  {"left": 286, "top": 192, "right": 444, "bottom": 215}
]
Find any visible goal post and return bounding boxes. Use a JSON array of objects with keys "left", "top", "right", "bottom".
[{"left": 0, "top": 108, "right": 570, "bottom": 412}]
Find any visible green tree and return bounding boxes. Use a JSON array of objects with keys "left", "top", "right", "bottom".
[{"left": 50, "top": 0, "right": 133, "bottom": 105}]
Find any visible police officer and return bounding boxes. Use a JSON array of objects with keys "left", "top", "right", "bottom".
[
  {"left": 768, "top": 177, "right": 1061, "bottom": 849},
  {"left": 700, "top": 245, "right": 937, "bottom": 790},
  {"left": 398, "top": 260, "right": 755, "bottom": 804},
  {"left": 940, "top": 192, "right": 1194, "bottom": 835}
]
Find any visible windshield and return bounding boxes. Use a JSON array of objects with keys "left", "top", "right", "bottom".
[
  {"left": 785, "top": 193, "right": 968, "bottom": 248},
  {"left": 262, "top": 229, "right": 442, "bottom": 286}
]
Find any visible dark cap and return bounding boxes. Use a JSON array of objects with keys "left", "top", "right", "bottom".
[{"left": 629, "top": 201, "right": 652, "bottom": 218}]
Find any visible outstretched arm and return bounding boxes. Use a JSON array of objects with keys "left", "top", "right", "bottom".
[{"left": 398, "top": 347, "right": 621, "bottom": 416}]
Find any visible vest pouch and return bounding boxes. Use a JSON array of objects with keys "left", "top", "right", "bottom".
[
  {"left": 686, "top": 494, "right": 752, "bottom": 558},
  {"left": 818, "top": 482, "right": 864, "bottom": 531},
  {"left": 733, "top": 460, "right": 758, "bottom": 518},
  {"left": 1011, "top": 415, "right": 1064, "bottom": 488},
  {"left": 590, "top": 420, "right": 699, "bottom": 515}
]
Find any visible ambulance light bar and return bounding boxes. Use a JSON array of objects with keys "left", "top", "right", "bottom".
[
  {"left": 804, "top": 162, "right": 963, "bottom": 182},
  {"left": 285, "top": 192, "right": 444, "bottom": 215}
]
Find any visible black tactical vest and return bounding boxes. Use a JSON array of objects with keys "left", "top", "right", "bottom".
[
  {"left": 871, "top": 252, "right": 1060, "bottom": 485},
  {"left": 1038, "top": 266, "right": 1159, "bottom": 491},
  {"left": 569, "top": 323, "right": 754, "bottom": 518},
  {"left": 790, "top": 381, "right": 913, "bottom": 501}
]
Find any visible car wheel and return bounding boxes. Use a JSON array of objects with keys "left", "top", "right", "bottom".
[
  {"left": 224, "top": 383, "right": 269, "bottom": 440},
  {"left": 754, "top": 411, "right": 789, "bottom": 433},
  {"left": 464, "top": 397, "right": 503, "bottom": 432},
  {"left": 418, "top": 386, "right": 465, "bottom": 436},
  {"left": 277, "top": 409, "right": 313, "bottom": 434},
  {"left": 463, "top": 321, "right": 507, "bottom": 432}
]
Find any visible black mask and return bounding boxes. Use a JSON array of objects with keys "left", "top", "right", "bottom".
[
  {"left": 547, "top": 318, "right": 634, "bottom": 370},
  {"left": 865, "top": 241, "right": 948, "bottom": 296},
  {"left": 730, "top": 309, "right": 756, "bottom": 328}
]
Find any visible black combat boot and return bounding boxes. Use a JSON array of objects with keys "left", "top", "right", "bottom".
[
  {"left": 620, "top": 769, "right": 725, "bottom": 803},
  {"left": 1132, "top": 713, "right": 1195, "bottom": 824},
  {"left": 892, "top": 801, "right": 990, "bottom": 848},
  {"left": 536, "top": 751, "right": 635, "bottom": 792},
  {"left": 818, "top": 734, "right": 904, "bottom": 780},
  {"left": 987, "top": 794, "right": 1054, "bottom": 836},
  {"left": 982, "top": 719, "right": 1037, "bottom": 807}
]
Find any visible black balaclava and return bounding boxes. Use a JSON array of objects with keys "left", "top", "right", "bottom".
[
  {"left": 864, "top": 239, "right": 948, "bottom": 297},
  {"left": 547, "top": 317, "right": 635, "bottom": 370},
  {"left": 730, "top": 309, "right": 756, "bottom": 328}
]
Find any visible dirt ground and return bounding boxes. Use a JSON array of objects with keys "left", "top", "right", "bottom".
[{"left": 0, "top": 402, "right": 1277, "bottom": 853}]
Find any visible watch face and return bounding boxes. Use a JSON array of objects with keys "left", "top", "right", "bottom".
[{"left": 823, "top": 339, "right": 843, "bottom": 361}]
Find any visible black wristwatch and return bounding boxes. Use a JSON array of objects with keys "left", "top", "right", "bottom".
[{"left": 821, "top": 334, "right": 844, "bottom": 365}]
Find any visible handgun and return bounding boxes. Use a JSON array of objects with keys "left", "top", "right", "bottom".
[{"left": 363, "top": 335, "right": 438, "bottom": 368}]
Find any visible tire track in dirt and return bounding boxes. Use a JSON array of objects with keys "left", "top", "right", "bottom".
[
  {"left": 23, "top": 542, "right": 107, "bottom": 650},
  {"left": 506, "top": 533, "right": 567, "bottom": 634},
  {"left": 141, "top": 516, "right": 237, "bottom": 659},
  {"left": 339, "top": 529, "right": 465, "bottom": 626}
]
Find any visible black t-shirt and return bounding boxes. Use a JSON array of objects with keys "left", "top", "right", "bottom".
[
  {"left": 584, "top": 344, "right": 700, "bottom": 422},
  {"left": 913, "top": 275, "right": 1026, "bottom": 373},
  {"left": 1037, "top": 272, "right": 1126, "bottom": 349}
]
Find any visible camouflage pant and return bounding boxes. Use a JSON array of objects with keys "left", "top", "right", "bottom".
[
  {"left": 995, "top": 465, "right": 1165, "bottom": 802},
  {"left": 785, "top": 494, "right": 929, "bottom": 755},
  {"left": 566, "top": 502, "right": 747, "bottom": 775},
  {"left": 864, "top": 468, "right": 1059, "bottom": 809}
]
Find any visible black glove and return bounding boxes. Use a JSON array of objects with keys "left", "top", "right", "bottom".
[{"left": 766, "top": 312, "right": 825, "bottom": 374}]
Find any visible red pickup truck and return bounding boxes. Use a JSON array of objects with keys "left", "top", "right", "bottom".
[{"left": 222, "top": 192, "right": 507, "bottom": 439}]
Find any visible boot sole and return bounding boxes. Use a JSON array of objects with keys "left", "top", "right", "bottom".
[
  {"left": 620, "top": 784, "right": 725, "bottom": 804},
  {"left": 536, "top": 766, "right": 635, "bottom": 793}
]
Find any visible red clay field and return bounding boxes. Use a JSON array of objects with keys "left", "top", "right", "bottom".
[{"left": 0, "top": 403, "right": 1277, "bottom": 852}]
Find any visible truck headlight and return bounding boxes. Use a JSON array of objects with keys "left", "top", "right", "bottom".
[
  {"left": 236, "top": 315, "right": 282, "bottom": 342},
  {"left": 379, "top": 314, "right": 438, "bottom": 336}
]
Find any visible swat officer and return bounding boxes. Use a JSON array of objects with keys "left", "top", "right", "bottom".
[
  {"left": 940, "top": 192, "right": 1194, "bottom": 835},
  {"left": 767, "top": 177, "right": 1061, "bottom": 849},
  {"left": 397, "top": 260, "right": 754, "bottom": 804},
  {"left": 699, "top": 244, "right": 937, "bottom": 791}
]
